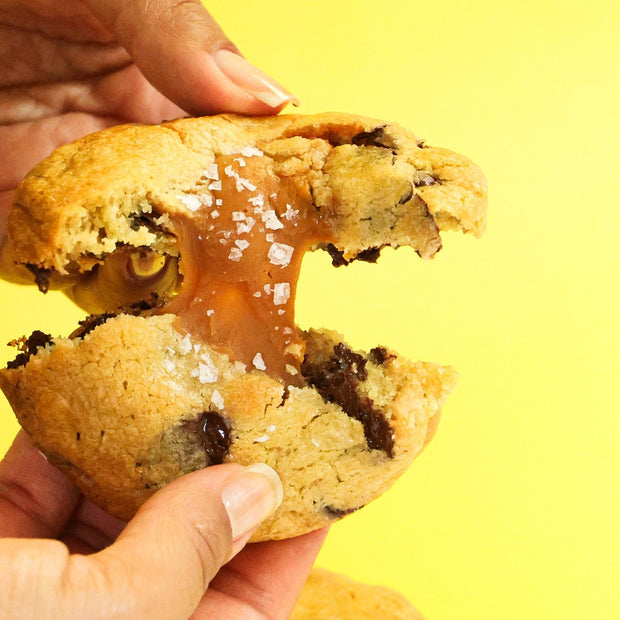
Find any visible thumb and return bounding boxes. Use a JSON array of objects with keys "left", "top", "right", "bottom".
[
  {"left": 83, "top": 0, "right": 298, "bottom": 116},
  {"left": 0, "top": 463, "right": 283, "bottom": 620}
]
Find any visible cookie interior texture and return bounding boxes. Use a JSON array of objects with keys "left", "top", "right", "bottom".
[
  {"left": 291, "top": 568, "right": 425, "bottom": 620},
  {"left": 0, "top": 112, "right": 486, "bottom": 539}
]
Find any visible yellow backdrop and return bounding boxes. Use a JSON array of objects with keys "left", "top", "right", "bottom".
[{"left": 1, "top": 1, "right": 618, "bottom": 618}]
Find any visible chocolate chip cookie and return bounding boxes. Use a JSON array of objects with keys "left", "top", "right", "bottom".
[{"left": 0, "top": 112, "right": 486, "bottom": 539}]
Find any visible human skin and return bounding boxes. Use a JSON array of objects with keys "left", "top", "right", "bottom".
[{"left": 0, "top": 2, "right": 327, "bottom": 619}]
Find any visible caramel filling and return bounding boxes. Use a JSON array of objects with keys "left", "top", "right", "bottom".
[{"left": 135, "top": 152, "right": 333, "bottom": 384}]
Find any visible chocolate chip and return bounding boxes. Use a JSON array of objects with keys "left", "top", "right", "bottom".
[
  {"left": 323, "top": 505, "right": 361, "bottom": 519},
  {"left": 352, "top": 126, "right": 398, "bottom": 153},
  {"left": 413, "top": 172, "right": 439, "bottom": 187},
  {"left": 69, "top": 313, "right": 117, "bottom": 339},
  {"left": 25, "top": 264, "right": 52, "bottom": 294},
  {"left": 6, "top": 330, "right": 54, "bottom": 369},
  {"left": 324, "top": 244, "right": 383, "bottom": 268},
  {"left": 302, "top": 344, "right": 394, "bottom": 457},
  {"left": 195, "top": 411, "right": 231, "bottom": 466},
  {"left": 369, "top": 346, "right": 396, "bottom": 366}
]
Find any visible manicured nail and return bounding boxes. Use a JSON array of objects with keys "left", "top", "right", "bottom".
[
  {"left": 215, "top": 49, "right": 299, "bottom": 108},
  {"left": 221, "top": 463, "right": 283, "bottom": 543}
]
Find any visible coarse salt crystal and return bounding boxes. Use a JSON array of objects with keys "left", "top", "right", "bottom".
[
  {"left": 211, "top": 210, "right": 220, "bottom": 219},
  {"left": 208, "top": 180, "right": 222, "bottom": 191},
  {"left": 179, "top": 334, "right": 193, "bottom": 354},
  {"left": 216, "top": 199, "right": 223, "bottom": 206},
  {"left": 272, "top": 282, "right": 290, "bottom": 305},
  {"left": 177, "top": 194, "right": 202, "bottom": 212},
  {"left": 266, "top": 424, "right": 276, "bottom": 433},
  {"left": 253, "top": 291, "right": 262, "bottom": 298},
  {"left": 224, "top": 165, "right": 236, "bottom": 177},
  {"left": 311, "top": 438, "right": 320, "bottom": 448},
  {"left": 236, "top": 217, "right": 256, "bottom": 235},
  {"left": 262, "top": 210, "right": 284, "bottom": 230},
  {"left": 228, "top": 247, "right": 243, "bottom": 261},
  {"left": 206, "top": 309, "right": 215, "bottom": 316},
  {"left": 265, "top": 233, "right": 274, "bottom": 243},
  {"left": 211, "top": 389, "right": 225, "bottom": 409},
  {"left": 232, "top": 211, "right": 246, "bottom": 221},
  {"left": 199, "top": 193, "right": 213, "bottom": 207},
  {"left": 163, "top": 358, "right": 176, "bottom": 373},
  {"left": 249, "top": 194, "right": 264, "bottom": 208},
  {"left": 234, "top": 157, "right": 246, "bottom": 167},
  {"left": 235, "top": 239, "right": 250, "bottom": 250},
  {"left": 238, "top": 177, "right": 257, "bottom": 192},
  {"left": 268, "top": 243, "right": 294, "bottom": 267},
  {"left": 241, "top": 146, "right": 264, "bottom": 157},
  {"left": 284, "top": 204, "right": 299, "bottom": 220},
  {"left": 204, "top": 163, "right": 219, "bottom": 180},
  {"left": 253, "top": 352, "right": 267, "bottom": 371},
  {"left": 191, "top": 353, "right": 219, "bottom": 383},
  {"left": 254, "top": 434, "right": 270, "bottom": 443}
]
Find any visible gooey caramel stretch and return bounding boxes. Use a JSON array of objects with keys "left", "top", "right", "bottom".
[{"left": 163, "top": 151, "right": 334, "bottom": 385}]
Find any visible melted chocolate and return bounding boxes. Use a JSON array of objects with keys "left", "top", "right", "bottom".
[
  {"left": 301, "top": 343, "right": 394, "bottom": 457},
  {"left": 196, "top": 411, "right": 231, "bottom": 465},
  {"left": 6, "top": 330, "right": 53, "bottom": 369},
  {"left": 25, "top": 264, "right": 52, "bottom": 294}
]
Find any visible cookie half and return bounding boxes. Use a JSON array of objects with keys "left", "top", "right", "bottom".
[{"left": 0, "top": 112, "right": 486, "bottom": 539}]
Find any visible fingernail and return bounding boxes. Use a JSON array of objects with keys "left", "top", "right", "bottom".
[
  {"left": 215, "top": 49, "right": 299, "bottom": 108},
  {"left": 221, "top": 464, "right": 283, "bottom": 543}
]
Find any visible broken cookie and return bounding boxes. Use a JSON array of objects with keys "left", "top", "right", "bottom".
[{"left": 0, "top": 112, "right": 486, "bottom": 539}]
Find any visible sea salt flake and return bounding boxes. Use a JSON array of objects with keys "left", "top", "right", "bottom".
[
  {"left": 216, "top": 199, "right": 223, "bottom": 206},
  {"left": 265, "top": 233, "right": 274, "bottom": 243},
  {"left": 268, "top": 243, "right": 294, "bottom": 266},
  {"left": 224, "top": 165, "right": 236, "bottom": 177},
  {"left": 249, "top": 194, "right": 265, "bottom": 208},
  {"left": 236, "top": 217, "right": 256, "bottom": 235},
  {"left": 238, "top": 177, "right": 257, "bottom": 192},
  {"left": 262, "top": 209, "right": 284, "bottom": 230},
  {"left": 211, "top": 210, "right": 220, "bottom": 219},
  {"left": 284, "top": 204, "right": 299, "bottom": 220},
  {"left": 228, "top": 247, "right": 243, "bottom": 261},
  {"left": 232, "top": 211, "right": 246, "bottom": 221},
  {"left": 208, "top": 180, "right": 222, "bottom": 191},
  {"left": 177, "top": 194, "right": 202, "bottom": 212},
  {"left": 211, "top": 389, "right": 225, "bottom": 409},
  {"left": 241, "top": 146, "right": 264, "bottom": 157},
  {"left": 204, "top": 163, "right": 219, "bottom": 180},
  {"left": 253, "top": 352, "right": 267, "bottom": 371},
  {"left": 235, "top": 239, "right": 250, "bottom": 250},
  {"left": 199, "top": 193, "right": 213, "bottom": 207},
  {"left": 179, "top": 334, "right": 193, "bottom": 354},
  {"left": 273, "top": 282, "right": 290, "bottom": 305}
]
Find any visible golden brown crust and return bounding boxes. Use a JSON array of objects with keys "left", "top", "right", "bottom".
[
  {"left": 4, "top": 112, "right": 486, "bottom": 278},
  {"left": 0, "top": 315, "right": 456, "bottom": 538}
]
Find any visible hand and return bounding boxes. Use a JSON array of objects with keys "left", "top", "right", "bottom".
[
  {"left": 0, "top": 433, "right": 327, "bottom": 619},
  {"left": 0, "top": 0, "right": 297, "bottom": 238}
]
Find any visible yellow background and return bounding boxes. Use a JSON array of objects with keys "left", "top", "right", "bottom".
[{"left": 1, "top": 0, "right": 619, "bottom": 618}]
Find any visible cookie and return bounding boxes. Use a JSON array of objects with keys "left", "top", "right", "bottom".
[
  {"left": 0, "top": 112, "right": 486, "bottom": 539},
  {"left": 291, "top": 568, "right": 425, "bottom": 619}
]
